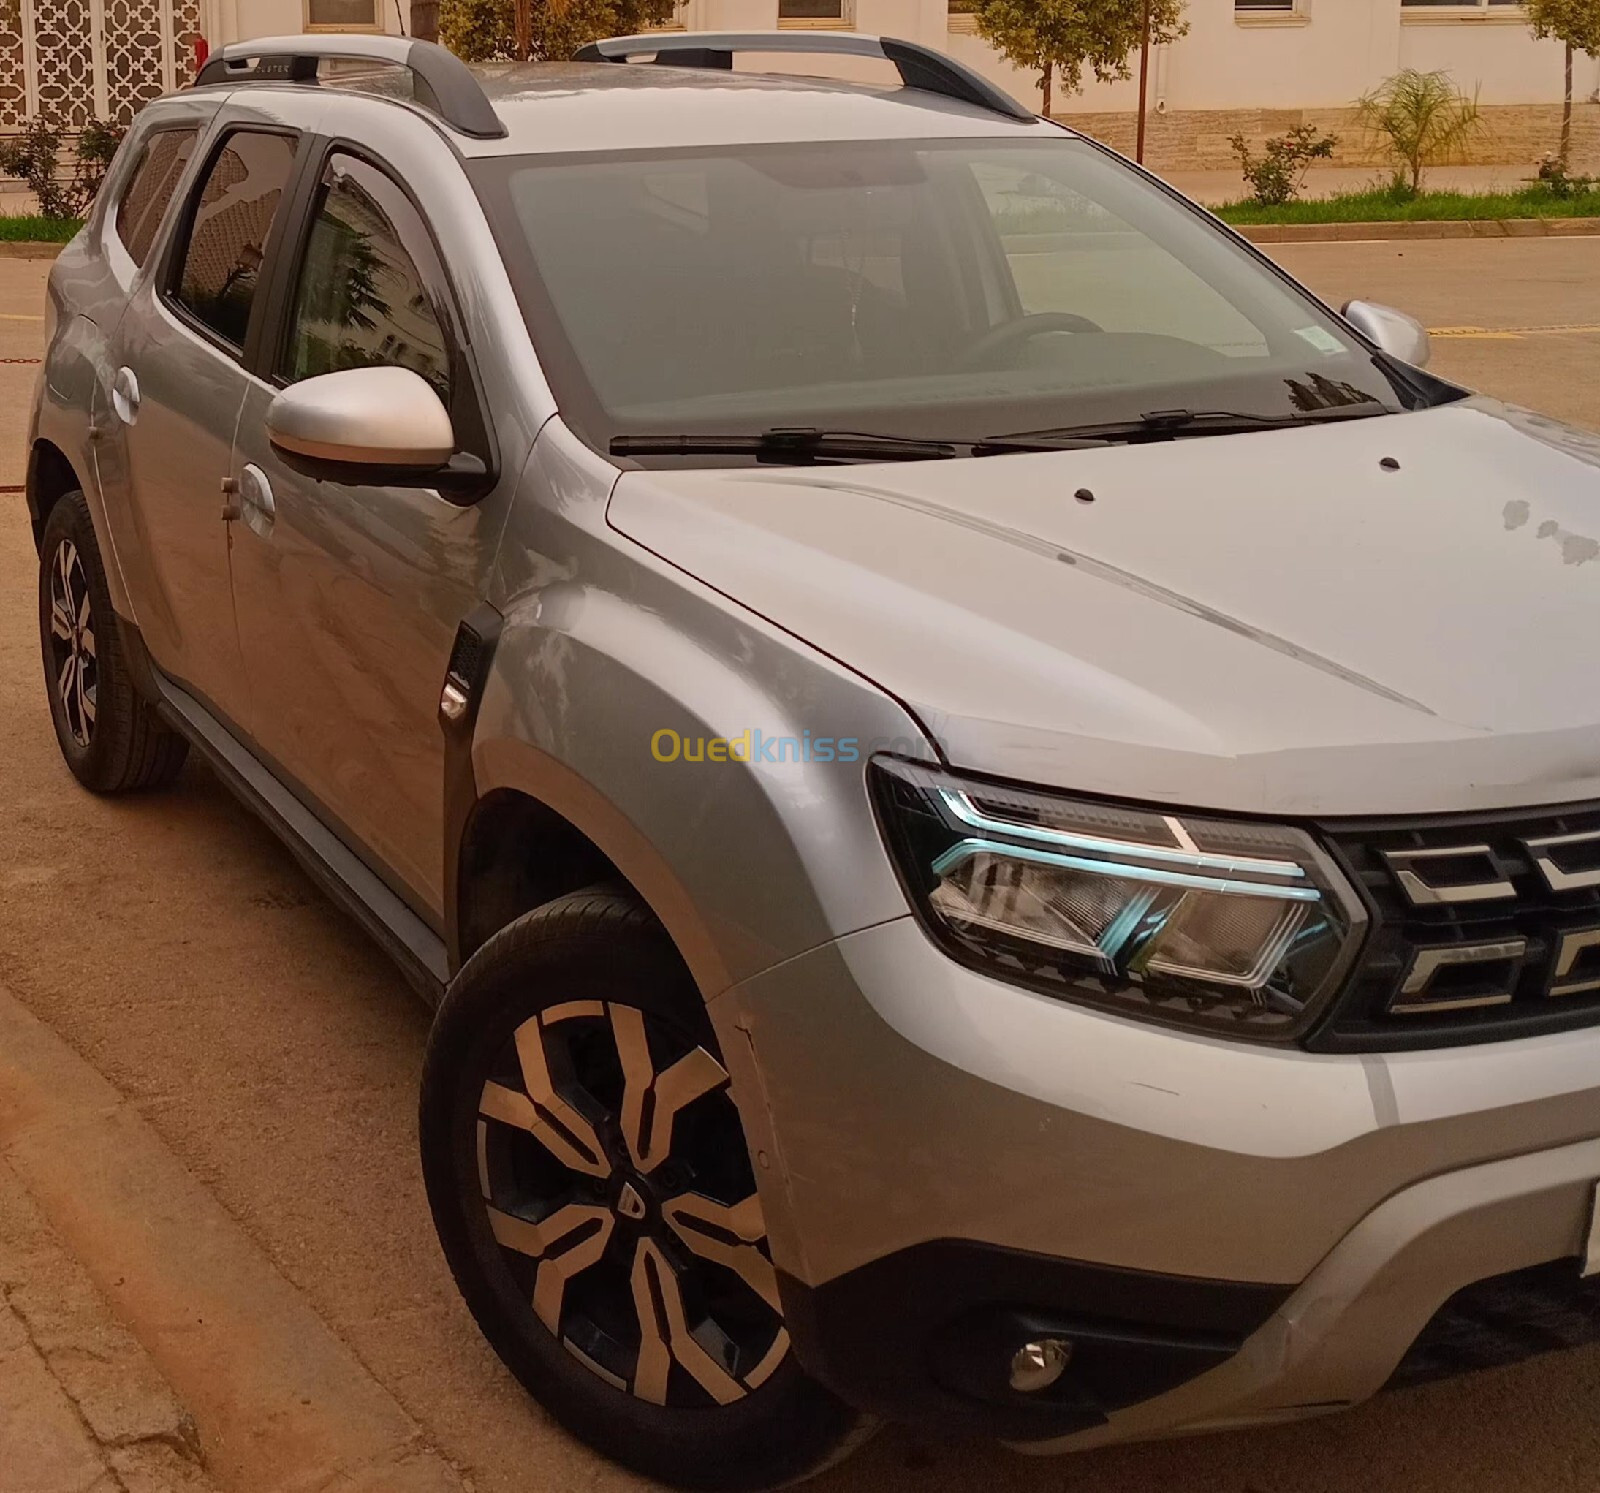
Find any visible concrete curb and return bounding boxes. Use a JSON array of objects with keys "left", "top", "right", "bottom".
[
  {"left": 0, "top": 1153, "right": 220, "bottom": 1492},
  {"left": 0, "top": 980, "right": 466, "bottom": 1493},
  {"left": 1236, "top": 217, "right": 1600, "bottom": 243},
  {"left": 0, "top": 242, "right": 67, "bottom": 260}
]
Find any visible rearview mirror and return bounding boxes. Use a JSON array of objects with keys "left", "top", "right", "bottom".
[
  {"left": 1341, "top": 300, "right": 1431, "bottom": 369},
  {"left": 266, "top": 367, "right": 488, "bottom": 496}
]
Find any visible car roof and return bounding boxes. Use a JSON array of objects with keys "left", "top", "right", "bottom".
[{"left": 462, "top": 62, "right": 1057, "bottom": 155}]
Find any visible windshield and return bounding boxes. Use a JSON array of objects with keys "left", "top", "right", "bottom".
[{"left": 472, "top": 135, "right": 1428, "bottom": 458}]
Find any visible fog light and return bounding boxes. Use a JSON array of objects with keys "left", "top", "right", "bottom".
[{"left": 1009, "top": 1337, "right": 1071, "bottom": 1393}]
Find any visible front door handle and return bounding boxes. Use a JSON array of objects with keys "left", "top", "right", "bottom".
[
  {"left": 111, "top": 366, "right": 140, "bottom": 425},
  {"left": 239, "top": 464, "right": 276, "bottom": 537}
]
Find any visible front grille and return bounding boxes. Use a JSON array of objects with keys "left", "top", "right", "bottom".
[
  {"left": 1389, "top": 1259, "right": 1600, "bottom": 1388},
  {"left": 1310, "top": 801, "right": 1600, "bottom": 1051}
]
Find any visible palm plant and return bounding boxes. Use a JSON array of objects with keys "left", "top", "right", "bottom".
[{"left": 1354, "top": 69, "right": 1486, "bottom": 195}]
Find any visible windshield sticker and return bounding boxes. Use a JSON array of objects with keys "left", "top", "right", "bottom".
[{"left": 1294, "top": 326, "right": 1346, "bottom": 356}]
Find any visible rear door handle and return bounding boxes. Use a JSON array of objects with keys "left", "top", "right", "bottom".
[{"left": 111, "top": 366, "right": 140, "bottom": 425}]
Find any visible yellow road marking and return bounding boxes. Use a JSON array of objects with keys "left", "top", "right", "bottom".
[{"left": 1430, "top": 323, "right": 1600, "bottom": 340}]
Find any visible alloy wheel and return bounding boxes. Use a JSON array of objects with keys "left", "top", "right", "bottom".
[
  {"left": 47, "top": 539, "right": 96, "bottom": 748},
  {"left": 475, "top": 1000, "right": 788, "bottom": 1407}
]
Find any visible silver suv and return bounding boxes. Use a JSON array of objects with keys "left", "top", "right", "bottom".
[{"left": 28, "top": 31, "right": 1600, "bottom": 1491}]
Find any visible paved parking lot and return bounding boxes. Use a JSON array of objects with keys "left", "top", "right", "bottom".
[{"left": 2, "top": 236, "right": 1600, "bottom": 1493}]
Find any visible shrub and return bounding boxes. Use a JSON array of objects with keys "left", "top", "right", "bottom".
[
  {"left": 440, "top": 0, "right": 516, "bottom": 61},
  {"left": 1375, "top": 174, "right": 1420, "bottom": 206},
  {"left": 0, "top": 116, "right": 127, "bottom": 220},
  {"left": 74, "top": 118, "right": 125, "bottom": 207},
  {"left": 1353, "top": 69, "right": 1485, "bottom": 194},
  {"left": 1229, "top": 124, "right": 1338, "bottom": 207},
  {"left": 1534, "top": 151, "right": 1598, "bottom": 197},
  {"left": 0, "top": 119, "right": 72, "bottom": 220},
  {"left": 441, "top": 0, "right": 674, "bottom": 63}
]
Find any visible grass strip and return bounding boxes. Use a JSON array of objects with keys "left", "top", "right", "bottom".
[
  {"left": 0, "top": 215, "right": 82, "bottom": 243},
  {"left": 1214, "top": 187, "right": 1600, "bottom": 225}
]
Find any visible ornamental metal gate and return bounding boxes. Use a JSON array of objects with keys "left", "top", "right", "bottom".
[{"left": 1, "top": 0, "right": 202, "bottom": 130}]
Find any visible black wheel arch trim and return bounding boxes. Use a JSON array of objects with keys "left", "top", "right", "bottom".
[{"left": 442, "top": 601, "right": 504, "bottom": 976}]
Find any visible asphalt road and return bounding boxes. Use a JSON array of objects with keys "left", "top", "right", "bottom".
[
  {"left": 2, "top": 236, "right": 1600, "bottom": 1493},
  {"left": 1274, "top": 237, "right": 1600, "bottom": 434}
]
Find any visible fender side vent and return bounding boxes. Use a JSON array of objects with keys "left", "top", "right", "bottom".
[
  {"left": 447, "top": 627, "right": 486, "bottom": 694},
  {"left": 439, "top": 606, "right": 503, "bottom": 730}
]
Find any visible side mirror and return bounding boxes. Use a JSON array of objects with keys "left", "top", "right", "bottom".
[
  {"left": 1341, "top": 300, "right": 1431, "bottom": 369},
  {"left": 266, "top": 366, "right": 487, "bottom": 495}
]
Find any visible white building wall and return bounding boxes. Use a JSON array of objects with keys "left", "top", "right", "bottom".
[{"left": 1398, "top": 14, "right": 1587, "bottom": 106}]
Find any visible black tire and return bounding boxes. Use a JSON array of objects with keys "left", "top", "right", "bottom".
[
  {"left": 38, "top": 491, "right": 187, "bottom": 793},
  {"left": 420, "top": 887, "right": 871, "bottom": 1492}
]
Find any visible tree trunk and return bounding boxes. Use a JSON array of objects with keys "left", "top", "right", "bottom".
[
  {"left": 411, "top": 0, "right": 438, "bottom": 41},
  {"left": 1041, "top": 61, "right": 1052, "bottom": 118},
  {"left": 1136, "top": 0, "right": 1152, "bottom": 165},
  {"left": 1563, "top": 41, "right": 1575, "bottom": 167}
]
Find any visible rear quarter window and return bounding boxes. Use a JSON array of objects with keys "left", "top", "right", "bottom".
[{"left": 114, "top": 127, "right": 199, "bottom": 268}]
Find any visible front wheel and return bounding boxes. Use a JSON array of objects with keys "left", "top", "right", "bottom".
[{"left": 420, "top": 887, "right": 870, "bottom": 1491}]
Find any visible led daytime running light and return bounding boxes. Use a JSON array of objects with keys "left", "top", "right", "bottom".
[
  {"left": 929, "top": 839, "right": 1325, "bottom": 901},
  {"left": 938, "top": 790, "right": 1309, "bottom": 881}
]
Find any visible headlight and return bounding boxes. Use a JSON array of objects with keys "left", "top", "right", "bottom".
[{"left": 870, "top": 759, "right": 1367, "bottom": 1041}]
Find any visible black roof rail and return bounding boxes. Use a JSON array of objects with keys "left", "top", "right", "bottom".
[
  {"left": 193, "top": 35, "right": 508, "bottom": 140},
  {"left": 573, "top": 31, "right": 1036, "bottom": 123}
]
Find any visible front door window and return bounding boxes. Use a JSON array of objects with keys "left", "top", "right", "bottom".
[{"left": 279, "top": 153, "right": 452, "bottom": 402}]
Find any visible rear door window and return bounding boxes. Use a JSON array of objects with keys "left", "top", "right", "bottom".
[
  {"left": 173, "top": 130, "right": 298, "bottom": 351},
  {"left": 114, "top": 127, "right": 198, "bottom": 267}
]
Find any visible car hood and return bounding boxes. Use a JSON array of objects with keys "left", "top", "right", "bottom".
[{"left": 607, "top": 398, "right": 1600, "bottom": 817}]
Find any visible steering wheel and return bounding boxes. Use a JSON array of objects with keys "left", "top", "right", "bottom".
[{"left": 958, "top": 311, "right": 1105, "bottom": 370}]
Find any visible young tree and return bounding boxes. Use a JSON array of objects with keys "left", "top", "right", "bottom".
[
  {"left": 440, "top": 0, "right": 672, "bottom": 63},
  {"left": 972, "top": 0, "right": 1187, "bottom": 118},
  {"left": 1525, "top": 0, "right": 1600, "bottom": 166}
]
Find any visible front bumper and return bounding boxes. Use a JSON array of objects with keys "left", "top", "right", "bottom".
[
  {"left": 1025, "top": 1132, "right": 1600, "bottom": 1450},
  {"left": 711, "top": 917, "right": 1600, "bottom": 1442}
]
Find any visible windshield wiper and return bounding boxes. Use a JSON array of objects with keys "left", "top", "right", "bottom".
[
  {"left": 978, "top": 403, "right": 1389, "bottom": 452},
  {"left": 611, "top": 428, "right": 960, "bottom": 464},
  {"left": 611, "top": 405, "right": 1389, "bottom": 463}
]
